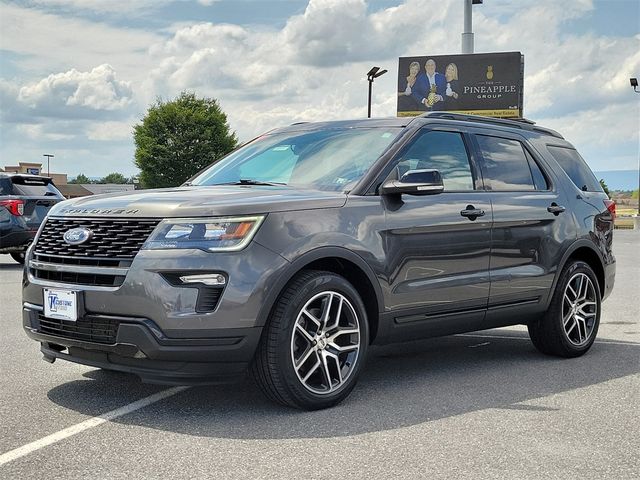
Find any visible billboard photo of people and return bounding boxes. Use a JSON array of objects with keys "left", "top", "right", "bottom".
[{"left": 397, "top": 52, "right": 523, "bottom": 118}]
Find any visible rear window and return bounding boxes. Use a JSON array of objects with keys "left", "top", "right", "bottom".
[
  {"left": 547, "top": 146, "right": 602, "bottom": 192},
  {"left": 476, "top": 135, "right": 535, "bottom": 191},
  {"left": 9, "top": 177, "right": 62, "bottom": 196}
]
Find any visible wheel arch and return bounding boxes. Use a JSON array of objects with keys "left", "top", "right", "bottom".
[
  {"left": 548, "top": 240, "right": 606, "bottom": 306},
  {"left": 256, "top": 247, "right": 384, "bottom": 343}
]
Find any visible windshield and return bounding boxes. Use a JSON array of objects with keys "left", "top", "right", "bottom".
[{"left": 190, "top": 127, "right": 401, "bottom": 191}]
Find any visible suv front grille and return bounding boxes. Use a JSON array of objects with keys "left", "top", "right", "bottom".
[
  {"left": 30, "top": 217, "right": 159, "bottom": 287},
  {"left": 32, "top": 269, "right": 125, "bottom": 287},
  {"left": 34, "top": 217, "right": 159, "bottom": 259},
  {"left": 37, "top": 314, "right": 119, "bottom": 344}
]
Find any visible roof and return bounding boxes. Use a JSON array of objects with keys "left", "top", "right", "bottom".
[
  {"left": 55, "top": 184, "right": 94, "bottom": 198},
  {"left": 270, "top": 113, "right": 564, "bottom": 139},
  {"left": 271, "top": 117, "right": 410, "bottom": 134},
  {"left": 418, "top": 112, "right": 564, "bottom": 139}
]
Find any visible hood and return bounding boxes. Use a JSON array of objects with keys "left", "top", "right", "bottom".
[{"left": 49, "top": 185, "right": 347, "bottom": 218}]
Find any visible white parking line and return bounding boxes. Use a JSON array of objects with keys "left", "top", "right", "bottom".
[
  {"left": 0, "top": 386, "right": 189, "bottom": 467},
  {"left": 455, "top": 333, "right": 640, "bottom": 346}
]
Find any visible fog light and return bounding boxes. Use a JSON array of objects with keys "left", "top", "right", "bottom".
[{"left": 178, "top": 273, "right": 226, "bottom": 286}]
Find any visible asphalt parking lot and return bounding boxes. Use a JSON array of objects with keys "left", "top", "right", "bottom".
[{"left": 1, "top": 231, "right": 638, "bottom": 479}]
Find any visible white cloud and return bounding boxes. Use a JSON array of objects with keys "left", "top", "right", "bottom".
[
  {"left": 17, "top": 64, "right": 133, "bottom": 115},
  {"left": 0, "top": 3, "right": 162, "bottom": 81},
  {"left": 86, "top": 120, "right": 134, "bottom": 141},
  {"left": 16, "top": 123, "right": 75, "bottom": 141},
  {"left": 28, "top": 0, "right": 176, "bottom": 14},
  {"left": 1, "top": 0, "right": 639, "bottom": 175}
]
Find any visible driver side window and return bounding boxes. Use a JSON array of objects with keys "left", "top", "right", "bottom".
[{"left": 395, "top": 130, "right": 475, "bottom": 191}]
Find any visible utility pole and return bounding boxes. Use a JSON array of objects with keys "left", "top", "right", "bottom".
[
  {"left": 462, "top": 0, "right": 483, "bottom": 54},
  {"left": 43, "top": 154, "right": 54, "bottom": 176}
]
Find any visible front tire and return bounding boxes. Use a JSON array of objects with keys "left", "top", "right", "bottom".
[
  {"left": 251, "top": 270, "right": 369, "bottom": 410},
  {"left": 528, "top": 260, "right": 601, "bottom": 357},
  {"left": 10, "top": 252, "right": 25, "bottom": 264}
]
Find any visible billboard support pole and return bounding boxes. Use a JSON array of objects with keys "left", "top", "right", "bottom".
[{"left": 462, "top": 0, "right": 482, "bottom": 54}]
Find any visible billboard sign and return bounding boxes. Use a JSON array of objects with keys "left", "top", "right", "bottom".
[{"left": 397, "top": 51, "right": 523, "bottom": 118}]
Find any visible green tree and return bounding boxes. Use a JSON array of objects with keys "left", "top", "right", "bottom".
[
  {"left": 133, "top": 92, "right": 237, "bottom": 188},
  {"left": 100, "top": 172, "right": 128, "bottom": 184},
  {"left": 69, "top": 173, "right": 91, "bottom": 184},
  {"left": 599, "top": 178, "right": 610, "bottom": 197},
  {"left": 632, "top": 189, "right": 639, "bottom": 199}
]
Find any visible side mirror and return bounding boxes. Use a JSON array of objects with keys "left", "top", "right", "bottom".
[{"left": 380, "top": 169, "right": 444, "bottom": 196}]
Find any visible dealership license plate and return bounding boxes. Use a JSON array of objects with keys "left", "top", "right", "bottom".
[{"left": 43, "top": 288, "right": 78, "bottom": 322}]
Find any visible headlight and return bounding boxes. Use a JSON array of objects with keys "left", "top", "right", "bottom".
[{"left": 143, "top": 216, "right": 265, "bottom": 252}]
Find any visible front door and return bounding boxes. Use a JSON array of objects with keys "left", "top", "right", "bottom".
[{"left": 381, "top": 128, "right": 492, "bottom": 340}]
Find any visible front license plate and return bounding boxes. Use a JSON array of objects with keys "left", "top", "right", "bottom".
[{"left": 44, "top": 288, "right": 78, "bottom": 321}]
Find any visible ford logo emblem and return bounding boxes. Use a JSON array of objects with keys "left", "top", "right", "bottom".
[{"left": 63, "top": 227, "right": 93, "bottom": 245}]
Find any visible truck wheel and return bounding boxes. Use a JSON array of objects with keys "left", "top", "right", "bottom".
[
  {"left": 528, "top": 260, "right": 601, "bottom": 357},
  {"left": 251, "top": 270, "right": 369, "bottom": 410},
  {"left": 10, "top": 252, "right": 25, "bottom": 264}
]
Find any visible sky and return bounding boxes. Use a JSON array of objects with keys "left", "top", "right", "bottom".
[{"left": 0, "top": 0, "right": 639, "bottom": 179}]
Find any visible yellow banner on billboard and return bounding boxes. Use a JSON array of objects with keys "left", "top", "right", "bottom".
[{"left": 398, "top": 109, "right": 521, "bottom": 118}]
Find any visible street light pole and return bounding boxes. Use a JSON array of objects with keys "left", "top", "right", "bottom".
[
  {"left": 43, "top": 154, "right": 54, "bottom": 177},
  {"left": 367, "top": 66, "right": 387, "bottom": 118},
  {"left": 631, "top": 78, "right": 639, "bottom": 215}
]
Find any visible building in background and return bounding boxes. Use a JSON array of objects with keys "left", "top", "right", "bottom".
[
  {"left": 1, "top": 162, "right": 135, "bottom": 199},
  {"left": 51, "top": 183, "right": 135, "bottom": 199},
  {"left": 1, "top": 162, "right": 67, "bottom": 186}
]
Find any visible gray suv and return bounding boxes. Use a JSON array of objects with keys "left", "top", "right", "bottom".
[
  {"left": 1, "top": 174, "right": 64, "bottom": 264},
  {"left": 22, "top": 113, "right": 616, "bottom": 410}
]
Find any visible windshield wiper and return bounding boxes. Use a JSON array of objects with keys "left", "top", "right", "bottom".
[{"left": 215, "top": 179, "right": 287, "bottom": 186}]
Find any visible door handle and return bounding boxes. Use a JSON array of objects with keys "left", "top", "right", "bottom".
[
  {"left": 547, "top": 203, "right": 566, "bottom": 215},
  {"left": 460, "top": 205, "right": 485, "bottom": 220}
]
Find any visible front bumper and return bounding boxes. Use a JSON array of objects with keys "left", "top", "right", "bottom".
[
  {"left": 23, "top": 305, "right": 262, "bottom": 384},
  {"left": 22, "top": 241, "right": 290, "bottom": 383}
]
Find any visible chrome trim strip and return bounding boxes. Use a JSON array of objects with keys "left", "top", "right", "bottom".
[
  {"left": 29, "top": 260, "right": 129, "bottom": 276},
  {"left": 23, "top": 302, "right": 44, "bottom": 312}
]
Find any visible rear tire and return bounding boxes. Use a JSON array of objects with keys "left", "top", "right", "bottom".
[
  {"left": 251, "top": 270, "right": 369, "bottom": 410},
  {"left": 10, "top": 252, "right": 25, "bottom": 264},
  {"left": 528, "top": 260, "right": 601, "bottom": 357}
]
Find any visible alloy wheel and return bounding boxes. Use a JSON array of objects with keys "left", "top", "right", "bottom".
[
  {"left": 290, "top": 291, "right": 361, "bottom": 395},
  {"left": 562, "top": 272, "right": 598, "bottom": 346}
]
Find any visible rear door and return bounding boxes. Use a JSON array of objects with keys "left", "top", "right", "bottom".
[
  {"left": 471, "top": 132, "right": 575, "bottom": 327},
  {"left": 380, "top": 127, "right": 492, "bottom": 340}
]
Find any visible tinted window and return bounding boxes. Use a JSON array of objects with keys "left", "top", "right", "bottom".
[
  {"left": 525, "top": 149, "right": 549, "bottom": 190},
  {"left": 547, "top": 146, "right": 602, "bottom": 192},
  {"left": 395, "top": 131, "right": 474, "bottom": 191},
  {"left": 476, "top": 135, "right": 534, "bottom": 191},
  {"left": 10, "top": 178, "right": 62, "bottom": 196}
]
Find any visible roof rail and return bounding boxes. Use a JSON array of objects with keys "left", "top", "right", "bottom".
[{"left": 419, "top": 112, "right": 564, "bottom": 139}]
